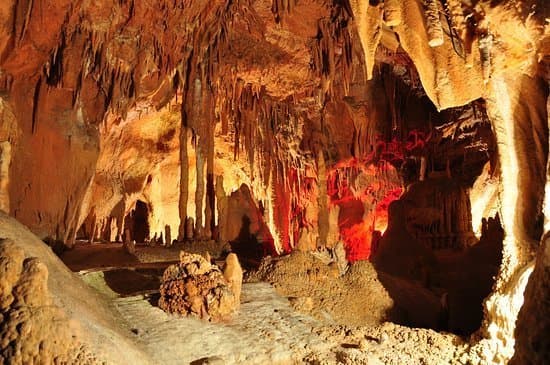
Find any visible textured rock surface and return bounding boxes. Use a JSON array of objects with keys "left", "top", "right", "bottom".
[
  {"left": 510, "top": 237, "right": 550, "bottom": 364},
  {"left": 511, "top": 83, "right": 550, "bottom": 364},
  {"left": 0, "top": 238, "right": 97, "bottom": 364},
  {"left": 0, "top": 212, "right": 152, "bottom": 364},
  {"left": 249, "top": 252, "right": 394, "bottom": 326},
  {"left": 223, "top": 253, "right": 243, "bottom": 306},
  {"left": 159, "top": 252, "right": 238, "bottom": 321}
]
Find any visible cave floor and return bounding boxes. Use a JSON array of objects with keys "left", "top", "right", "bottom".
[{"left": 62, "top": 244, "right": 472, "bottom": 364}]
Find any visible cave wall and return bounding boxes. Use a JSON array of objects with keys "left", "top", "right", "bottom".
[
  {"left": 350, "top": 1, "right": 548, "bottom": 362},
  {"left": 510, "top": 54, "right": 550, "bottom": 365}
]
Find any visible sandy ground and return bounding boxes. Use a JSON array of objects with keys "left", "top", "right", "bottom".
[
  {"left": 82, "top": 271, "right": 467, "bottom": 365},
  {"left": 68, "top": 243, "right": 471, "bottom": 364}
]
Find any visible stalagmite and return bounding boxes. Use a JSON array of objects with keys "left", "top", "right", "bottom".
[
  {"left": 0, "top": 141, "right": 11, "bottom": 212},
  {"left": 185, "top": 217, "right": 195, "bottom": 240},
  {"left": 165, "top": 225, "right": 172, "bottom": 247},
  {"left": 419, "top": 156, "right": 427, "bottom": 181},
  {"left": 327, "top": 205, "right": 340, "bottom": 248},
  {"left": 159, "top": 252, "right": 238, "bottom": 321},
  {"left": 123, "top": 239, "right": 136, "bottom": 255},
  {"left": 223, "top": 253, "right": 243, "bottom": 306},
  {"left": 124, "top": 228, "right": 131, "bottom": 245},
  {"left": 109, "top": 218, "right": 117, "bottom": 242}
]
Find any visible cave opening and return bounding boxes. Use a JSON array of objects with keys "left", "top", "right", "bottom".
[{"left": 127, "top": 200, "right": 151, "bottom": 244}]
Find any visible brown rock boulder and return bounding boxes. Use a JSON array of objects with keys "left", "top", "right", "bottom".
[{"left": 159, "top": 251, "right": 238, "bottom": 321}]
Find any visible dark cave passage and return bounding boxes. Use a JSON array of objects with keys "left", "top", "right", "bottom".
[{"left": 127, "top": 200, "right": 151, "bottom": 244}]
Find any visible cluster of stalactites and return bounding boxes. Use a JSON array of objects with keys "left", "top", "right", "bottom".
[
  {"left": 34, "top": 0, "right": 249, "bottom": 130},
  {"left": 271, "top": 0, "right": 298, "bottom": 23},
  {"left": 177, "top": 63, "right": 318, "bottom": 251},
  {"left": 311, "top": 1, "right": 354, "bottom": 100}
]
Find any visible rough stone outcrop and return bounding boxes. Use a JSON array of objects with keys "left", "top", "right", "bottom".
[
  {"left": 159, "top": 251, "right": 238, "bottom": 321},
  {"left": 510, "top": 237, "right": 550, "bottom": 365},
  {"left": 372, "top": 200, "right": 436, "bottom": 281},
  {"left": 0, "top": 238, "right": 96, "bottom": 364},
  {"left": 251, "top": 252, "right": 394, "bottom": 326},
  {"left": 0, "top": 212, "right": 153, "bottom": 364}
]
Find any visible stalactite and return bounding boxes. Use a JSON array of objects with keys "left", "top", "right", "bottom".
[
  {"left": 479, "top": 33, "right": 493, "bottom": 84},
  {"left": 441, "top": 0, "right": 466, "bottom": 59},
  {"left": 31, "top": 77, "right": 42, "bottom": 134},
  {"left": 117, "top": 207, "right": 124, "bottom": 243},
  {"left": 317, "top": 152, "right": 329, "bottom": 247},
  {"left": 195, "top": 141, "right": 205, "bottom": 239},
  {"left": 312, "top": 3, "right": 354, "bottom": 98},
  {"left": 215, "top": 175, "right": 227, "bottom": 242},
  {"left": 15, "top": 0, "right": 34, "bottom": 45},
  {"left": 424, "top": 0, "right": 444, "bottom": 48},
  {"left": 204, "top": 90, "right": 216, "bottom": 239},
  {"left": 178, "top": 124, "right": 189, "bottom": 241},
  {"left": 443, "top": 0, "right": 466, "bottom": 39},
  {"left": 383, "top": 0, "right": 402, "bottom": 27},
  {"left": 271, "top": 0, "right": 297, "bottom": 23},
  {"left": 89, "top": 214, "right": 97, "bottom": 244},
  {"left": 349, "top": 0, "right": 382, "bottom": 81}
]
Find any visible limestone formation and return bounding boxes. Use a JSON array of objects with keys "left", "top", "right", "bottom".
[
  {"left": 0, "top": 239, "right": 96, "bottom": 364},
  {"left": 223, "top": 253, "right": 243, "bottom": 306},
  {"left": 0, "top": 141, "right": 11, "bottom": 213},
  {"left": 159, "top": 251, "right": 238, "bottom": 321},
  {"left": 123, "top": 239, "right": 136, "bottom": 255}
]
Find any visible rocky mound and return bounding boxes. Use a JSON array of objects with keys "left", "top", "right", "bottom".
[
  {"left": 0, "top": 239, "right": 96, "bottom": 364},
  {"left": 0, "top": 212, "right": 151, "bottom": 364},
  {"left": 249, "top": 252, "right": 394, "bottom": 326},
  {"left": 159, "top": 252, "right": 240, "bottom": 321}
]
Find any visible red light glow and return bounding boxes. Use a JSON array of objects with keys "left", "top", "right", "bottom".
[{"left": 325, "top": 131, "right": 428, "bottom": 261}]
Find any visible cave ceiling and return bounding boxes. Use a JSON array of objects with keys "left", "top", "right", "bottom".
[{"left": 0, "top": 0, "right": 548, "bottom": 248}]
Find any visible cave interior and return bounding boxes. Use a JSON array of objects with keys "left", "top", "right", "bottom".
[{"left": 0, "top": 0, "right": 549, "bottom": 364}]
